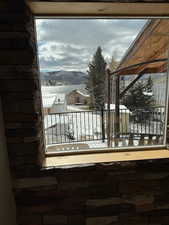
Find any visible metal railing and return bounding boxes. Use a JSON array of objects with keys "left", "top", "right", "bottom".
[
  {"left": 44, "top": 110, "right": 104, "bottom": 145},
  {"left": 44, "top": 107, "right": 164, "bottom": 146}
]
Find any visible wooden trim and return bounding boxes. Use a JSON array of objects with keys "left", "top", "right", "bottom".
[
  {"left": 28, "top": 2, "right": 169, "bottom": 17},
  {"left": 44, "top": 149, "right": 169, "bottom": 167}
]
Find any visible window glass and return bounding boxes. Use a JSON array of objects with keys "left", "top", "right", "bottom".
[{"left": 36, "top": 19, "right": 168, "bottom": 152}]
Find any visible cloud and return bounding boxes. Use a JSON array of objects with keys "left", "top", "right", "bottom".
[{"left": 36, "top": 19, "right": 147, "bottom": 71}]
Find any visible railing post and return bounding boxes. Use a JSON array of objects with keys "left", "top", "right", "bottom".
[
  {"left": 107, "top": 69, "right": 112, "bottom": 147},
  {"left": 128, "top": 134, "right": 134, "bottom": 146},
  {"left": 115, "top": 73, "right": 120, "bottom": 147},
  {"left": 101, "top": 107, "right": 105, "bottom": 143},
  {"left": 139, "top": 134, "right": 145, "bottom": 145},
  {"left": 148, "top": 134, "right": 153, "bottom": 145}
]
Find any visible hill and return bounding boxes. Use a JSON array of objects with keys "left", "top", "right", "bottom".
[{"left": 40, "top": 71, "right": 88, "bottom": 85}]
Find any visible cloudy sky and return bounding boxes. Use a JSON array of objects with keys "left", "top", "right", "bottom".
[{"left": 36, "top": 19, "right": 147, "bottom": 72}]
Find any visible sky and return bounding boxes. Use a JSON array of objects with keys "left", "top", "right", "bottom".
[{"left": 36, "top": 19, "right": 147, "bottom": 72}]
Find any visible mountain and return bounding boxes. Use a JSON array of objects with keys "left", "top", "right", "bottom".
[{"left": 40, "top": 71, "right": 88, "bottom": 85}]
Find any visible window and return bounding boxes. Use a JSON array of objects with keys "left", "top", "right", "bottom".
[{"left": 36, "top": 18, "right": 169, "bottom": 154}]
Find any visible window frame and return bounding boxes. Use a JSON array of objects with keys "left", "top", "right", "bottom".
[{"left": 32, "top": 3, "right": 169, "bottom": 158}]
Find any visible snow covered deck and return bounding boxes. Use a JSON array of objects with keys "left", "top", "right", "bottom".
[{"left": 45, "top": 108, "right": 164, "bottom": 152}]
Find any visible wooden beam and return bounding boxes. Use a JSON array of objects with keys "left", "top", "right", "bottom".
[
  {"left": 117, "top": 19, "right": 169, "bottom": 72},
  {"left": 27, "top": 1, "right": 169, "bottom": 16},
  {"left": 117, "top": 66, "right": 162, "bottom": 76},
  {"left": 110, "top": 58, "right": 167, "bottom": 76},
  {"left": 119, "top": 69, "right": 147, "bottom": 99}
]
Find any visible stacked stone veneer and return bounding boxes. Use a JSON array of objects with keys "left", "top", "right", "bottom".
[
  {"left": 1, "top": 1, "right": 169, "bottom": 225},
  {"left": 0, "top": 1, "right": 45, "bottom": 173},
  {"left": 15, "top": 160, "right": 169, "bottom": 225}
]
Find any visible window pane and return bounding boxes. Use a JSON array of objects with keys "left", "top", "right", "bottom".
[{"left": 36, "top": 18, "right": 168, "bottom": 152}]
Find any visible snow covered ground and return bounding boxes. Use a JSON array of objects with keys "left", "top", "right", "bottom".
[{"left": 45, "top": 111, "right": 102, "bottom": 145}]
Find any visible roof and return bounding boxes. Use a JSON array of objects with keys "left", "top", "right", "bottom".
[
  {"left": 116, "top": 19, "right": 169, "bottom": 76},
  {"left": 76, "top": 88, "right": 90, "bottom": 97},
  {"left": 70, "top": 88, "right": 90, "bottom": 97}
]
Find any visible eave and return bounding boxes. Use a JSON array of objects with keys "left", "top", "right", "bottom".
[{"left": 117, "top": 19, "right": 169, "bottom": 75}]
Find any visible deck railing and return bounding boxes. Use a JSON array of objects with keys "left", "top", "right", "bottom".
[{"left": 44, "top": 108, "right": 164, "bottom": 147}]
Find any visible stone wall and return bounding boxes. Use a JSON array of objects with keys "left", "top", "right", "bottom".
[
  {"left": 15, "top": 159, "right": 169, "bottom": 225},
  {"left": 0, "top": 0, "right": 45, "bottom": 174}
]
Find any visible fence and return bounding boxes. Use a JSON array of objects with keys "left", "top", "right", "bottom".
[{"left": 44, "top": 108, "right": 164, "bottom": 146}]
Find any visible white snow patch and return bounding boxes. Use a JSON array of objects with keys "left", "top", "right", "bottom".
[
  {"left": 143, "top": 91, "right": 153, "bottom": 96},
  {"left": 105, "top": 104, "right": 131, "bottom": 113},
  {"left": 42, "top": 95, "right": 56, "bottom": 108}
]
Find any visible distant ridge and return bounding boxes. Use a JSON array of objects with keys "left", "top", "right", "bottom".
[{"left": 40, "top": 70, "right": 88, "bottom": 85}]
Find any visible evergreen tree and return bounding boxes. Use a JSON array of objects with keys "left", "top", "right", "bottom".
[
  {"left": 122, "top": 81, "right": 155, "bottom": 112},
  {"left": 87, "top": 47, "right": 106, "bottom": 110},
  {"left": 108, "top": 55, "right": 118, "bottom": 104},
  {"left": 109, "top": 55, "right": 118, "bottom": 72},
  {"left": 145, "top": 76, "right": 153, "bottom": 93}
]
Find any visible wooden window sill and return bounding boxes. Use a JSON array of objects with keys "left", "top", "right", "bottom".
[{"left": 43, "top": 149, "right": 169, "bottom": 167}]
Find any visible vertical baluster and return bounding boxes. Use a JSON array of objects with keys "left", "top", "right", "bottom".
[
  {"left": 76, "top": 112, "right": 78, "bottom": 142},
  {"left": 46, "top": 115, "right": 48, "bottom": 145},
  {"left": 96, "top": 110, "right": 98, "bottom": 140},
  {"left": 156, "top": 110, "right": 160, "bottom": 135},
  {"left": 59, "top": 113, "right": 62, "bottom": 144},
  {"left": 139, "top": 134, "right": 144, "bottom": 146},
  {"left": 128, "top": 134, "right": 134, "bottom": 146},
  {"left": 156, "top": 135, "right": 160, "bottom": 145},
  {"left": 80, "top": 111, "right": 82, "bottom": 142},
  {"left": 149, "top": 111, "right": 151, "bottom": 135},
  {"left": 141, "top": 110, "right": 143, "bottom": 135},
  {"left": 67, "top": 113, "right": 70, "bottom": 143},
  {"left": 92, "top": 111, "right": 94, "bottom": 140},
  {"left": 148, "top": 134, "right": 153, "bottom": 145},
  {"left": 50, "top": 114, "right": 53, "bottom": 145},
  {"left": 88, "top": 111, "right": 90, "bottom": 140},
  {"left": 84, "top": 111, "right": 86, "bottom": 141},
  {"left": 152, "top": 110, "right": 154, "bottom": 135},
  {"left": 145, "top": 110, "right": 147, "bottom": 135},
  {"left": 71, "top": 112, "right": 74, "bottom": 142},
  {"left": 63, "top": 113, "right": 66, "bottom": 143}
]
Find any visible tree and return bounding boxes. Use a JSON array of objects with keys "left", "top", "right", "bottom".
[
  {"left": 108, "top": 55, "right": 119, "bottom": 104},
  {"left": 122, "top": 80, "right": 155, "bottom": 112},
  {"left": 145, "top": 76, "right": 153, "bottom": 93},
  {"left": 86, "top": 47, "right": 106, "bottom": 110},
  {"left": 109, "top": 55, "right": 118, "bottom": 72}
]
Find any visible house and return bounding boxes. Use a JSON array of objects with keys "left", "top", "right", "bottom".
[
  {"left": 66, "top": 88, "right": 90, "bottom": 105},
  {"left": 2, "top": 2, "right": 169, "bottom": 225}
]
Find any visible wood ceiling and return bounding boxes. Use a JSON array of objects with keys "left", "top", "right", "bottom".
[{"left": 117, "top": 19, "right": 169, "bottom": 75}]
